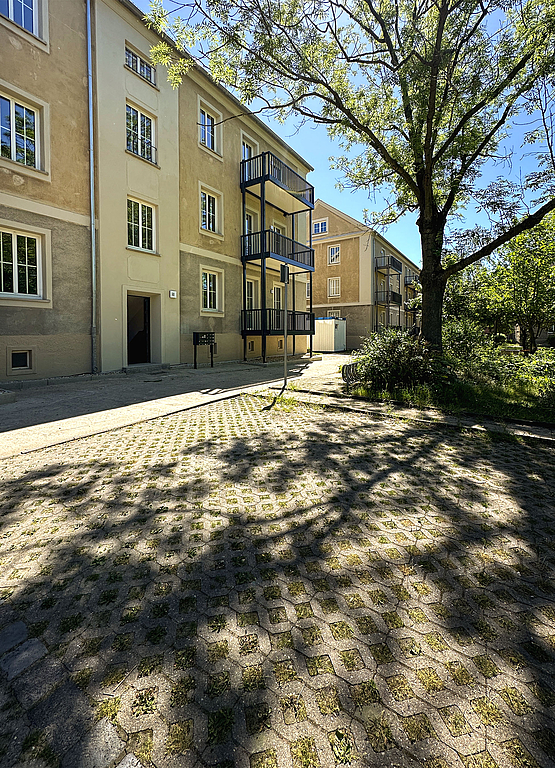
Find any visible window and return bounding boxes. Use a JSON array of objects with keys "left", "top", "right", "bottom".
[
  {"left": 127, "top": 199, "right": 154, "bottom": 251},
  {"left": 242, "top": 140, "right": 253, "bottom": 161},
  {"left": 328, "top": 245, "right": 340, "bottom": 265},
  {"left": 328, "top": 309, "right": 341, "bottom": 318},
  {"left": 246, "top": 279, "right": 256, "bottom": 310},
  {"left": 328, "top": 277, "right": 340, "bottom": 297},
  {"left": 273, "top": 284, "right": 282, "bottom": 310},
  {"left": 126, "top": 104, "right": 155, "bottom": 163},
  {"left": 0, "top": 228, "right": 40, "bottom": 296},
  {"left": 1, "top": 93, "right": 37, "bottom": 168},
  {"left": 198, "top": 98, "right": 222, "bottom": 155},
  {"left": 0, "top": 0, "right": 36, "bottom": 34},
  {"left": 314, "top": 219, "right": 327, "bottom": 234},
  {"left": 125, "top": 47, "right": 156, "bottom": 85},
  {"left": 11, "top": 350, "right": 31, "bottom": 369},
  {"left": 200, "top": 109, "right": 215, "bottom": 150},
  {"left": 201, "top": 190, "right": 217, "bottom": 232},
  {"left": 202, "top": 270, "right": 219, "bottom": 310},
  {"left": 247, "top": 340, "right": 255, "bottom": 352},
  {"left": 306, "top": 281, "right": 311, "bottom": 299}
]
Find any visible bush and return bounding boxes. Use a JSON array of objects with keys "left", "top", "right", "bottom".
[
  {"left": 442, "top": 318, "right": 493, "bottom": 362},
  {"left": 493, "top": 333, "right": 507, "bottom": 346},
  {"left": 352, "top": 329, "right": 445, "bottom": 391},
  {"left": 546, "top": 335, "right": 555, "bottom": 348}
]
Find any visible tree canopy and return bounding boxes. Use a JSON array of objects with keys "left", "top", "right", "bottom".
[{"left": 147, "top": 0, "right": 555, "bottom": 346}]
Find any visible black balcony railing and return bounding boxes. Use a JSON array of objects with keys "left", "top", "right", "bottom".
[
  {"left": 241, "top": 152, "right": 314, "bottom": 208},
  {"left": 242, "top": 230, "right": 314, "bottom": 269},
  {"left": 405, "top": 274, "right": 418, "bottom": 285},
  {"left": 375, "top": 254, "right": 403, "bottom": 273},
  {"left": 376, "top": 290, "right": 403, "bottom": 305},
  {"left": 242, "top": 309, "right": 315, "bottom": 335}
]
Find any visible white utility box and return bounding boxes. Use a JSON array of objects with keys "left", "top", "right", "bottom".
[{"left": 313, "top": 318, "right": 347, "bottom": 352}]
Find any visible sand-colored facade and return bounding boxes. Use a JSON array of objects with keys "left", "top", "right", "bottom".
[
  {"left": 1, "top": 0, "right": 313, "bottom": 381},
  {"left": 311, "top": 200, "right": 420, "bottom": 350}
]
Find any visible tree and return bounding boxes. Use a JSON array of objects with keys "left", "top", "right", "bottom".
[
  {"left": 495, "top": 214, "right": 555, "bottom": 352},
  {"left": 147, "top": 0, "right": 555, "bottom": 347}
]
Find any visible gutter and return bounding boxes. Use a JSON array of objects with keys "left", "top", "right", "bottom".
[{"left": 86, "top": 0, "right": 98, "bottom": 373}]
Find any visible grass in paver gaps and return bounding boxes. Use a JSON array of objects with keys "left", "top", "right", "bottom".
[
  {"left": 382, "top": 611, "right": 404, "bottom": 628},
  {"left": 130, "top": 730, "right": 153, "bottom": 765},
  {"left": 499, "top": 687, "right": 534, "bottom": 716},
  {"left": 207, "top": 708, "right": 234, "bottom": 744},
  {"left": 239, "top": 634, "right": 259, "bottom": 655},
  {"left": 269, "top": 607, "right": 287, "bottom": 624},
  {"left": 245, "top": 703, "right": 272, "bottom": 734},
  {"left": 365, "top": 713, "right": 396, "bottom": 752},
  {"left": 340, "top": 649, "right": 365, "bottom": 671},
  {"left": 175, "top": 647, "right": 196, "bottom": 669},
  {"left": 170, "top": 676, "right": 195, "bottom": 706},
  {"left": 306, "top": 655, "right": 334, "bottom": 676},
  {"left": 439, "top": 706, "right": 472, "bottom": 736},
  {"left": 138, "top": 654, "right": 163, "bottom": 677},
  {"left": 448, "top": 626, "right": 474, "bottom": 646},
  {"left": 429, "top": 602, "right": 452, "bottom": 619},
  {"left": 243, "top": 665, "right": 266, "bottom": 690},
  {"left": 208, "top": 614, "right": 227, "bottom": 632},
  {"left": 132, "top": 688, "right": 157, "bottom": 716},
  {"left": 72, "top": 668, "right": 92, "bottom": 690},
  {"left": 263, "top": 585, "right": 281, "bottom": 600},
  {"left": 329, "top": 729, "right": 357, "bottom": 764},
  {"left": 330, "top": 622, "right": 354, "bottom": 640},
  {"left": 355, "top": 615, "right": 377, "bottom": 634},
  {"left": 368, "top": 589, "right": 389, "bottom": 606},
  {"left": 460, "top": 752, "right": 498, "bottom": 768},
  {"left": 471, "top": 697, "right": 505, "bottom": 726},
  {"left": 390, "top": 584, "right": 410, "bottom": 601},
  {"left": 250, "top": 749, "right": 278, "bottom": 768},
  {"left": 29, "top": 620, "right": 49, "bottom": 637},
  {"left": 402, "top": 713, "right": 437, "bottom": 742},
  {"left": 207, "top": 671, "right": 231, "bottom": 697},
  {"left": 95, "top": 697, "right": 121, "bottom": 724},
  {"left": 59, "top": 613, "right": 83, "bottom": 633},
  {"left": 207, "top": 640, "right": 229, "bottom": 662},
  {"left": 81, "top": 637, "right": 102, "bottom": 656},
  {"left": 496, "top": 647, "right": 527, "bottom": 669},
  {"left": 370, "top": 643, "right": 395, "bottom": 664},
  {"left": 425, "top": 758, "right": 450, "bottom": 768},
  {"left": 274, "top": 658, "right": 298, "bottom": 683},
  {"left": 352, "top": 679, "right": 381, "bottom": 706},
  {"left": 473, "top": 655, "right": 501, "bottom": 678},
  {"left": 344, "top": 594, "right": 365, "bottom": 609},
  {"left": 166, "top": 720, "right": 193, "bottom": 754},
  {"left": 291, "top": 737, "right": 320, "bottom": 768},
  {"left": 101, "top": 665, "right": 127, "bottom": 687},
  {"left": 302, "top": 625, "right": 323, "bottom": 645},
  {"left": 521, "top": 640, "right": 551, "bottom": 663},
  {"left": 387, "top": 675, "right": 414, "bottom": 701},
  {"left": 445, "top": 661, "right": 476, "bottom": 686},
  {"left": 528, "top": 681, "right": 555, "bottom": 707},
  {"left": 179, "top": 596, "right": 196, "bottom": 613},
  {"left": 316, "top": 685, "right": 342, "bottom": 714},
  {"left": 121, "top": 606, "right": 141, "bottom": 624},
  {"left": 112, "top": 633, "right": 134, "bottom": 652},
  {"left": 502, "top": 738, "right": 540, "bottom": 768},
  {"left": 281, "top": 694, "right": 308, "bottom": 724},
  {"left": 425, "top": 632, "right": 448, "bottom": 651},
  {"left": 417, "top": 667, "right": 445, "bottom": 692},
  {"left": 288, "top": 582, "right": 306, "bottom": 596},
  {"left": 271, "top": 631, "right": 294, "bottom": 649},
  {"left": 176, "top": 621, "right": 197, "bottom": 639},
  {"left": 533, "top": 729, "right": 555, "bottom": 761},
  {"left": 145, "top": 626, "right": 167, "bottom": 644},
  {"left": 20, "top": 730, "right": 59, "bottom": 768},
  {"left": 295, "top": 602, "right": 314, "bottom": 618},
  {"left": 319, "top": 598, "right": 340, "bottom": 614}
]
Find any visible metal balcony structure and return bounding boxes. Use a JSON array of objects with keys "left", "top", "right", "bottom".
[
  {"left": 376, "top": 290, "right": 403, "bottom": 306},
  {"left": 242, "top": 309, "right": 315, "bottom": 336},
  {"left": 405, "top": 274, "right": 417, "bottom": 285},
  {"left": 242, "top": 230, "right": 314, "bottom": 270},
  {"left": 241, "top": 150, "right": 315, "bottom": 362},
  {"left": 375, "top": 253, "right": 403, "bottom": 273}
]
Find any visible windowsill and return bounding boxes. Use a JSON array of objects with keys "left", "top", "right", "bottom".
[
  {"left": 125, "top": 149, "right": 160, "bottom": 169},
  {"left": 200, "top": 309, "right": 224, "bottom": 316},
  {"left": 199, "top": 228, "right": 224, "bottom": 241},
  {"left": 0, "top": 156, "right": 50, "bottom": 181},
  {"left": 328, "top": 262, "right": 341, "bottom": 266},
  {"left": 126, "top": 246, "right": 160, "bottom": 256},
  {"left": 0, "top": 13, "right": 49, "bottom": 51},
  {"left": 0, "top": 295, "right": 51, "bottom": 309},
  {"left": 198, "top": 142, "right": 223, "bottom": 162},
  {"left": 124, "top": 64, "right": 159, "bottom": 91}
]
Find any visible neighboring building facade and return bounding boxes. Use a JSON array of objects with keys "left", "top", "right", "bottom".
[
  {"left": 310, "top": 200, "right": 420, "bottom": 350},
  {"left": 0, "top": 0, "right": 314, "bottom": 380}
]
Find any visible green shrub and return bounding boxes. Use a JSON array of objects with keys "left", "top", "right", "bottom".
[
  {"left": 442, "top": 319, "right": 492, "bottom": 362},
  {"left": 546, "top": 335, "right": 555, "bottom": 348},
  {"left": 353, "top": 329, "right": 444, "bottom": 391},
  {"left": 493, "top": 333, "right": 507, "bottom": 346}
]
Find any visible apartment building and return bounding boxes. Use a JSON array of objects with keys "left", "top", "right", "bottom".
[
  {"left": 310, "top": 200, "right": 419, "bottom": 350},
  {"left": 0, "top": 0, "right": 314, "bottom": 380}
]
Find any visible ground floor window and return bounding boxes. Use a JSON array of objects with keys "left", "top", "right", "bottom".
[{"left": 0, "top": 228, "right": 40, "bottom": 296}]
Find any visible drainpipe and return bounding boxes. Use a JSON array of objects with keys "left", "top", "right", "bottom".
[{"left": 86, "top": 0, "right": 98, "bottom": 373}]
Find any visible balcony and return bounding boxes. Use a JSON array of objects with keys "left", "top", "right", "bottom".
[
  {"left": 405, "top": 274, "right": 418, "bottom": 285},
  {"left": 242, "top": 309, "right": 315, "bottom": 336},
  {"left": 241, "top": 152, "right": 314, "bottom": 208},
  {"left": 376, "top": 290, "right": 402, "bottom": 306},
  {"left": 242, "top": 230, "right": 314, "bottom": 270},
  {"left": 375, "top": 254, "right": 403, "bottom": 273}
]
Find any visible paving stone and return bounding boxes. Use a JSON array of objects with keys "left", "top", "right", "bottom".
[
  {"left": 13, "top": 655, "right": 67, "bottom": 708},
  {"left": 116, "top": 756, "right": 142, "bottom": 768},
  {"left": 29, "top": 680, "right": 95, "bottom": 754},
  {"left": 0, "top": 621, "right": 27, "bottom": 655},
  {"left": 0, "top": 639, "right": 47, "bottom": 681},
  {"left": 62, "top": 718, "right": 125, "bottom": 768}
]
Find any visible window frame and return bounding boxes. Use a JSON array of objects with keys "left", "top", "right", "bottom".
[
  {"left": 328, "top": 244, "right": 340, "bottom": 265},
  {"left": 327, "top": 309, "right": 341, "bottom": 318},
  {"left": 124, "top": 46, "right": 156, "bottom": 86},
  {"left": 198, "top": 97, "right": 222, "bottom": 158},
  {"left": 327, "top": 277, "right": 341, "bottom": 298},
  {"left": 126, "top": 103, "right": 156, "bottom": 165},
  {"left": 127, "top": 197, "right": 156, "bottom": 253},
  {"left": 246, "top": 278, "right": 258, "bottom": 310},
  {"left": 200, "top": 265, "right": 224, "bottom": 314},
  {"left": 313, "top": 219, "right": 328, "bottom": 235},
  {"left": 199, "top": 183, "right": 223, "bottom": 237},
  {"left": 0, "top": 0, "right": 38, "bottom": 37},
  {"left": 0, "top": 220, "right": 51, "bottom": 308},
  {"left": 305, "top": 281, "right": 311, "bottom": 299}
]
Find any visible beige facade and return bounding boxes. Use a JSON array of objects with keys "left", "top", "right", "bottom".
[
  {"left": 1, "top": 0, "right": 314, "bottom": 381},
  {"left": 311, "top": 200, "right": 420, "bottom": 350}
]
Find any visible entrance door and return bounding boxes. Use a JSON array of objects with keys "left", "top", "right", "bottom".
[{"left": 127, "top": 295, "right": 150, "bottom": 364}]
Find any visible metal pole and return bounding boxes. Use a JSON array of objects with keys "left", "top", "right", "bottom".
[
  {"left": 86, "top": 0, "right": 97, "bottom": 373},
  {"left": 283, "top": 277, "right": 288, "bottom": 387}
]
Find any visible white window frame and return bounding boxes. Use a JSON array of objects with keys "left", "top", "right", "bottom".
[
  {"left": 0, "top": 0, "right": 38, "bottom": 36},
  {"left": 127, "top": 198, "right": 155, "bottom": 252},
  {"left": 198, "top": 97, "right": 222, "bottom": 158},
  {"left": 0, "top": 220, "right": 51, "bottom": 308},
  {"left": 0, "top": 91, "right": 39, "bottom": 170},
  {"left": 124, "top": 46, "right": 156, "bottom": 86},
  {"left": 200, "top": 265, "right": 224, "bottom": 314},
  {"left": 0, "top": 226, "right": 41, "bottom": 297},
  {"left": 328, "top": 277, "right": 340, "bottom": 297},
  {"left": 0, "top": 81, "right": 49, "bottom": 179},
  {"left": 273, "top": 283, "right": 282, "bottom": 310},
  {"left": 126, "top": 103, "right": 156, "bottom": 164},
  {"left": 327, "top": 309, "right": 341, "bottom": 318},
  {"left": 305, "top": 281, "right": 311, "bottom": 299},
  {"left": 246, "top": 278, "right": 258, "bottom": 310},
  {"left": 313, "top": 219, "right": 328, "bottom": 235},
  {"left": 328, "top": 244, "right": 340, "bottom": 265},
  {"left": 199, "top": 183, "right": 223, "bottom": 237}
]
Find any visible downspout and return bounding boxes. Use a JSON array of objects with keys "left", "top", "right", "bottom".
[{"left": 86, "top": 0, "right": 98, "bottom": 372}]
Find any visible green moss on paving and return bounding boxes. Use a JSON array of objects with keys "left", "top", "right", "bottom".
[
  {"left": 473, "top": 655, "right": 501, "bottom": 678},
  {"left": 291, "top": 737, "right": 320, "bottom": 768},
  {"left": 499, "top": 687, "right": 533, "bottom": 716},
  {"left": 365, "top": 714, "right": 395, "bottom": 752},
  {"left": 250, "top": 749, "right": 278, "bottom": 768},
  {"left": 438, "top": 706, "right": 472, "bottom": 737},
  {"left": 402, "top": 713, "right": 436, "bottom": 742},
  {"left": 471, "top": 697, "right": 505, "bottom": 726},
  {"left": 387, "top": 675, "right": 414, "bottom": 701},
  {"left": 352, "top": 680, "right": 380, "bottom": 706},
  {"left": 165, "top": 721, "right": 193, "bottom": 754},
  {"left": 302, "top": 625, "right": 323, "bottom": 645},
  {"left": 417, "top": 667, "right": 445, "bottom": 692},
  {"left": 316, "top": 685, "right": 341, "bottom": 715}
]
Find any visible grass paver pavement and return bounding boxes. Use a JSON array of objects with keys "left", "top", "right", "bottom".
[{"left": 0, "top": 392, "right": 554, "bottom": 767}]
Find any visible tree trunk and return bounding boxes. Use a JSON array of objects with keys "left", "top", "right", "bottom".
[
  {"left": 418, "top": 218, "right": 447, "bottom": 349},
  {"left": 529, "top": 325, "right": 537, "bottom": 353}
]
